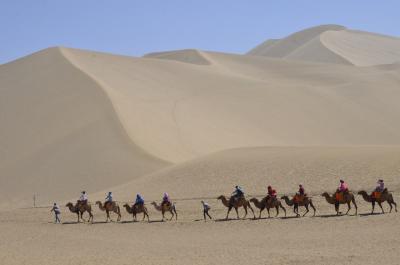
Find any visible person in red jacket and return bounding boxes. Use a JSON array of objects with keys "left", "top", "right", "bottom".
[{"left": 267, "top": 186, "right": 277, "bottom": 202}]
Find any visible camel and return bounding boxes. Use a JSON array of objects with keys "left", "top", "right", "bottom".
[
  {"left": 250, "top": 197, "right": 286, "bottom": 218},
  {"left": 66, "top": 202, "right": 93, "bottom": 223},
  {"left": 281, "top": 195, "right": 316, "bottom": 217},
  {"left": 95, "top": 201, "right": 121, "bottom": 222},
  {"left": 217, "top": 195, "right": 255, "bottom": 220},
  {"left": 358, "top": 189, "right": 397, "bottom": 214},
  {"left": 321, "top": 191, "right": 357, "bottom": 215},
  {"left": 123, "top": 204, "right": 150, "bottom": 222},
  {"left": 151, "top": 201, "right": 177, "bottom": 221}
]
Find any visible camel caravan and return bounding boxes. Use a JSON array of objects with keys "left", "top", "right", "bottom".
[{"left": 57, "top": 180, "right": 397, "bottom": 224}]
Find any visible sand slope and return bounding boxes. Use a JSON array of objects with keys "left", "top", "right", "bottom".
[{"left": 0, "top": 48, "right": 168, "bottom": 207}]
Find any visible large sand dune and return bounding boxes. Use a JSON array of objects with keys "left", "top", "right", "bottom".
[{"left": 1, "top": 34, "right": 400, "bottom": 206}]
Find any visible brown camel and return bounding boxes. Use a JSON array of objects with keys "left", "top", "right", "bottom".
[
  {"left": 281, "top": 195, "right": 316, "bottom": 217},
  {"left": 151, "top": 201, "right": 177, "bottom": 221},
  {"left": 250, "top": 197, "right": 286, "bottom": 218},
  {"left": 95, "top": 201, "right": 121, "bottom": 222},
  {"left": 123, "top": 204, "right": 150, "bottom": 222},
  {"left": 66, "top": 202, "right": 93, "bottom": 223},
  {"left": 321, "top": 192, "right": 357, "bottom": 215},
  {"left": 358, "top": 189, "right": 397, "bottom": 214},
  {"left": 217, "top": 195, "right": 255, "bottom": 220}
]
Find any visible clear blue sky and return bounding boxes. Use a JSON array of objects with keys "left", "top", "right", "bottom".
[{"left": 1, "top": 0, "right": 399, "bottom": 64}]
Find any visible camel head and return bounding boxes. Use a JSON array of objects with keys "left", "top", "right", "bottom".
[
  {"left": 95, "top": 201, "right": 102, "bottom": 205},
  {"left": 123, "top": 203, "right": 129, "bottom": 208},
  {"left": 65, "top": 202, "right": 73, "bottom": 207},
  {"left": 280, "top": 195, "right": 288, "bottom": 200},
  {"left": 151, "top": 201, "right": 157, "bottom": 206},
  {"left": 217, "top": 195, "right": 225, "bottom": 200},
  {"left": 249, "top": 198, "right": 258, "bottom": 203},
  {"left": 321, "top": 192, "right": 330, "bottom": 197},
  {"left": 357, "top": 191, "right": 366, "bottom": 195}
]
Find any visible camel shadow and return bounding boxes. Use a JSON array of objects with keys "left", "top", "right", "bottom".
[
  {"left": 359, "top": 212, "right": 384, "bottom": 217},
  {"left": 316, "top": 213, "right": 357, "bottom": 218}
]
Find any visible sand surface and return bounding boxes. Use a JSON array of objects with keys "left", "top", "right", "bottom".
[{"left": 1, "top": 24, "right": 400, "bottom": 264}]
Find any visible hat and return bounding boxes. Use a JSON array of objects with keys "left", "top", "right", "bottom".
[
  {"left": 267, "top": 186, "right": 272, "bottom": 189},
  {"left": 340, "top": 180, "right": 344, "bottom": 183},
  {"left": 378, "top": 179, "right": 383, "bottom": 182}
]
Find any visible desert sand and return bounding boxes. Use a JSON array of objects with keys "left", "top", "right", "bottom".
[{"left": 1, "top": 25, "right": 400, "bottom": 264}]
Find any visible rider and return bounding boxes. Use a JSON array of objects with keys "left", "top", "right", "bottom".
[
  {"left": 267, "top": 186, "right": 277, "bottom": 202},
  {"left": 162, "top": 192, "right": 171, "bottom": 207},
  {"left": 104, "top": 191, "right": 113, "bottom": 206},
  {"left": 133, "top": 193, "right": 145, "bottom": 208},
  {"left": 337, "top": 180, "right": 349, "bottom": 193},
  {"left": 78, "top": 191, "right": 88, "bottom": 206},
  {"left": 232, "top": 185, "right": 244, "bottom": 200},
  {"left": 375, "top": 179, "right": 385, "bottom": 192},
  {"left": 298, "top": 184, "right": 305, "bottom": 196}
]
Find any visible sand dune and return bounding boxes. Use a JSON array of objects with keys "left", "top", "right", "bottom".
[
  {"left": 0, "top": 48, "right": 168, "bottom": 207},
  {"left": 248, "top": 25, "right": 400, "bottom": 66},
  {"left": 1, "top": 25, "right": 400, "bottom": 208}
]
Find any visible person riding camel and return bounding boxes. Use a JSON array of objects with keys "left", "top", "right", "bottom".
[
  {"left": 78, "top": 191, "right": 88, "bottom": 207},
  {"left": 266, "top": 186, "right": 277, "bottom": 203},
  {"left": 336, "top": 180, "right": 349, "bottom": 201},
  {"left": 338, "top": 180, "right": 349, "bottom": 193},
  {"left": 133, "top": 193, "right": 145, "bottom": 209},
  {"left": 295, "top": 184, "right": 305, "bottom": 203},
  {"left": 104, "top": 191, "right": 113, "bottom": 207},
  {"left": 162, "top": 192, "right": 171, "bottom": 207},
  {"left": 375, "top": 179, "right": 385, "bottom": 192},
  {"left": 232, "top": 186, "right": 244, "bottom": 201},
  {"left": 372, "top": 179, "right": 385, "bottom": 199}
]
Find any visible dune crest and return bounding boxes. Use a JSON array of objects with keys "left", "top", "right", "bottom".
[{"left": 144, "top": 49, "right": 212, "bottom": 65}]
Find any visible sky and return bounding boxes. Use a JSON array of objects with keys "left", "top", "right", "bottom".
[{"left": 1, "top": 0, "right": 399, "bottom": 64}]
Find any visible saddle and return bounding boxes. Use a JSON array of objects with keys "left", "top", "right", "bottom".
[
  {"left": 335, "top": 192, "right": 344, "bottom": 202},
  {"left": 372, "top": 192, "right": 382, "bottom": 199},
  {"left": 294, "top": 194, "right": 305, "bottom": 203}
]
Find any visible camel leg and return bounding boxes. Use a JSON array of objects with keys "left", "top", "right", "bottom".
[
  {"left": 280, "top": 204, "right": 286, "bottom": 217},
  {"left": 275, "top": 206, "right": 279, "bottom": 217},
  {"left": 242, "top": 205, "right": 248, "bottom": 219},
  {"left": 258, "top": 208, "right": 263, "bottom": 219},
  {"left": 267, "top": 208, "right": 271, "bottom": 218},
  {"left": 234, "top": 207, "right": 239, "bottom": 219},
  {"left": 161, "top": 210, "right": 165, "bottom": 221},
  {"left": 226, "top": 207, "right": 232, "bottom": 220},
  {"left": 303, "top": 204, "right": 309, "bottom": 217},
  {"left": 310, "top": 201, "right": 316, "bottom": 217},
  {"left": 378, "top": 202, "right": 384, "bottom": 214},
  {"left": 142, "top": 212, "right": 146, "bottom": 221},
  {"left": 248, "top": 203, "right": 255, "bottom": 219},
  {"left": 335, "top": 202, "right": 340, "bottom": 215},
  {"left": 173, "top": 207, "right": 178, "bottom": 220},
  {"left": 89, "top": 212, "right": 93, "bottom": 223},
  {"left": 391, "top": 200, "right": 397, "bottom": 213},
  {"left": 345, "top": 202, "right": 351, "bottom": 215},
  {"left": 371, "top": 201, "right": 375, "bottom": 214},
  {"left": 352, "top": 198, "right": 358, "bottom": 215},
  {"left": 116, "top": 208, "right": 121, "bottom": 222},
  {"left": 169, "top": 209, "right": 174, "bottom": 221}
]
